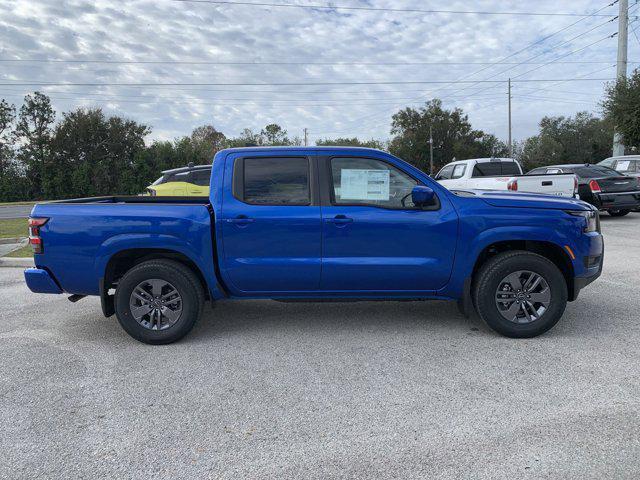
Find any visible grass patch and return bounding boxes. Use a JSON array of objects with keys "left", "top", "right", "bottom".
[
  {"left": 5, "top": 244, "right": 32, "bottom": 258},
  {"left": 0, "top": 218, "right": 29, "bottom": 239},
  {"left": 0, "top": 201, "right": 36, "bottom": 206}
]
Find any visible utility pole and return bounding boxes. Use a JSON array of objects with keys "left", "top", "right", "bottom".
[
  {"left": 303, "top": 128, "right": 308, "bottom": 147},
  {"left": 613, "top": 0, "right": 628, "bottom": 157},
  {"left": 508, "top": 78, "right": 513, "bottom": 158},
  {"left": 429, "top": 125, "right": 434, "bottom": 175}
]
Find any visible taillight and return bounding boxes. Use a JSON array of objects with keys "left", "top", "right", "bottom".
[
  {"left": 574, "top": 176, "right": 578, "bottom": 195},
  {"left": 28, "top": 217, "right": 49, "bottom": 254},
  {"left": 507, "top": 179, "right": 518, "bottom": 191},
  {"left": 589, "top": 180, "right": 601, "bottom": 193}
]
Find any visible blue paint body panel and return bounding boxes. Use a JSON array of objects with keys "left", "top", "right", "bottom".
[
  {"left": 24, "top": 268, "right": 63, "bottom": 294},
  {"left": 26, "top": 146, "right": 603, "bottom": 306}
]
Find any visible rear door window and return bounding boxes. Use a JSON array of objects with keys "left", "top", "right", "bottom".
[
  {"left": 242, "top": 157, "right": 310, "bottom": 205},
  {"left": 435, "top": 165, "right": 454, "bottom": 180},
  {"left": 451, "top": 164, "right": 466, "bottom": 179}
]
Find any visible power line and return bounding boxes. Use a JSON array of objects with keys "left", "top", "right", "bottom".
[
  {"left": 0, "top": 78, "right": 615, "bottom": 87},
  {"left": 171, "top": 0, "right": 616, "bottom": 17},
  {"left": 315, "top": 0, "right": 619, "bottom": 134},
  {"left": 0, "top": 58, "right": 629, "bottom": 66}
]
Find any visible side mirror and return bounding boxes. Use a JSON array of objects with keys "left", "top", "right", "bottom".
[{"left": 411, "top": 185, "right": 435, "bottom": 207}]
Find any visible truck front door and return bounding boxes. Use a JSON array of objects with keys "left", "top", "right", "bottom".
[
  {"left": 220, "top": 154, "right": 321, "bottom": 293},
  {"left": 319, "top": 155, "right": 458, "bottom": 293}
]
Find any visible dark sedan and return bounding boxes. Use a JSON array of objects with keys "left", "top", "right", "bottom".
[{"left": 527, "top": 164, "right": 640, "bottom": 216}]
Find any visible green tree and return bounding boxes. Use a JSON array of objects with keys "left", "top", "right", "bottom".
[
  {"left": 388, "top": 99, "right": 507, "bottom": 173},
  {"left": 602, "top": 68, "right": 640, "bottom": 151},
  {"left": 226, "top": 124, "right": 300, "bottom": 147},
  {"left": 190, "top": 125, "right": 226, "bottom": 163},
  {"left": 0, "top": 99, "right": 28, "bottom": 201},
  {"left": 519, "top": 112, "right": 613, "bottom": 170},
  {"left": 315, "top": 137, "right": 386, "bottom": 149},
  {"left": 14, "top": 92, "right": 55, "bottom": 198},
  {"left": 50, "top": 108, "right": 149, "bottom": 197}
]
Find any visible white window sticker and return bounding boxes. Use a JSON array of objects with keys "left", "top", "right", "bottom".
[
  {"left": 340, "top": 169, "right": 390, "bottom": 201},
  {"left": 616, "top": 160, "right": 631, "bottom": 171}
]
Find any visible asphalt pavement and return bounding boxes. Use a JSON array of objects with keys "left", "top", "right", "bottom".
[
  {"left": 1, "top": 214, "right": 639, "bottom": 479},
  {"left": 0, "top": 204, "right": 33, "bottom": 219}
]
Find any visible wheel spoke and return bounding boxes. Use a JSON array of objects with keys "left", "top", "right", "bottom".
[
  {"left": 504, "top": 301, "right": 522, "bottom": 320},
  {"left": 149, "top": 279, "right": 164, "bottom": 297},
  {"left": 131, "top": 303, "right": 152, "bottom": 320},
  {"left": 161, "top": 307, "right": 180, "bottom": 323},
  {"left": 529, "top": 288, "right": 551, "bottom": 305},
  {"left": 502, "top": 272, "right": 523, "bottom": 292},
  {"left": 526, "top": 275, "right": 543, "bottom": 293},
  {"left": 522, "top": 302, "right": 533, "bottom": 322}
]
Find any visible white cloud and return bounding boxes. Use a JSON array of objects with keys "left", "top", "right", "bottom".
[{"left": 0, "top": 0, "right": 630, "bottom": 146}]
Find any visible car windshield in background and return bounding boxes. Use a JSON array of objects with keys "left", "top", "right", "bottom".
[{"left": 574, "top": 166, "right": 621, "bottom": 178}]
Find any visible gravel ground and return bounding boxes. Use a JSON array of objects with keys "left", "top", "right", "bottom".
[{"left": 1, "top": 214, "right": 639, "bottom": 479}]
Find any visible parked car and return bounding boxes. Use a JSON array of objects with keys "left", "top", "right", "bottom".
[
  {"left": 24, "top": 147, "right": 603, "bottom": 344},
  {"left": 597, "top": 155, "right": 640, "bottom": 178},
  {"left": 435, "top": 158, "right": 577, "bottom": 197},
  {"left": 147, "top": 164, "right": 211, "bottom": 196},
  {"left": 526, "top": 164, "right": 640, "bottom": 216}
]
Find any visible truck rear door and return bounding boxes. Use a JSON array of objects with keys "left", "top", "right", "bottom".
[{"left": 219, "top": 154, "right": 321, "bottom": 293}]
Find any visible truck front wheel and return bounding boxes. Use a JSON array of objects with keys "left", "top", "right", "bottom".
[
  {"left": 114, "top": 259, "right": 204, "bottom": 344},
  {"left": 473, "top": 251, "right": 568, "bottom": 338}
]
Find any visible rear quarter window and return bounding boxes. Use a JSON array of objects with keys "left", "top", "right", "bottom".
[{"left": 574, "top": 166, "right": 620, "bottom": 178}]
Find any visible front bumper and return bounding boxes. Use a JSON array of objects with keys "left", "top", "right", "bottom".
[{"left": 24, "top": 268, "right": 62, "bottom": 294}]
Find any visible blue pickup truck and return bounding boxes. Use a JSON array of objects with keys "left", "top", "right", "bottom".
[{"left": 24, "top": 147, "right": 603, "bottom": 344}]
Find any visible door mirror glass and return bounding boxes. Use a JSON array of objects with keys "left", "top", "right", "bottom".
[{"left": 411, "top": 185, "right": 435, "bottom": 207}]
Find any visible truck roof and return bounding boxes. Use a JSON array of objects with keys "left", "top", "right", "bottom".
[{"left": 218, "top": 146, "right": 387, "bottom": 155}]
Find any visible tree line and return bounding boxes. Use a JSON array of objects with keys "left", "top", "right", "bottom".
[{"left": 1, "top": 69, "right": 638, "bottom": 201}]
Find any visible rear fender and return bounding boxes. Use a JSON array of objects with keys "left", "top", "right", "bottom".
[{"left": 94, "top": 234, "right": 226, "bottom": 300}]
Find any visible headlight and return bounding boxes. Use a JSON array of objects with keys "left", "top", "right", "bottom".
[{"left": 567, "top": 210, "right": 599, "bottom": 233}]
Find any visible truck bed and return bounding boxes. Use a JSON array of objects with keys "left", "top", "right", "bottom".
[{"left": 45, "top": 195, "right": 210, "bottom": 205}]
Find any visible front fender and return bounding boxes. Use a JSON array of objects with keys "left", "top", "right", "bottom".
[{"left": 441, "top": 224, "right": 575, "bottom": 299}]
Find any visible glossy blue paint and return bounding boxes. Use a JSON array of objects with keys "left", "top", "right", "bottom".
[
  {"left": 24, "top": 268, "right": 63, "bottom": 294},
  {"left": 25, "top": 146, "right": 603, "bottom": 306},
  {"left": 411, "top": 185, "right": 435, "bottom": 206}
]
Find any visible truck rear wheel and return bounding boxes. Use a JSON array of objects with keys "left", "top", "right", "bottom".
[
  {"left": 114, "top": 259, "right": 204, "bottom": 344},
  {"left": 473, "top": 251, "right": 567, "bottom": 338}
]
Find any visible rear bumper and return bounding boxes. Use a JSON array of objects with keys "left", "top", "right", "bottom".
[
  {"left": 24, "top": 268, "right": 62, "bottom": 294},
  {"left": 593, "top": 191, "right": 640, "bottom": 210}
]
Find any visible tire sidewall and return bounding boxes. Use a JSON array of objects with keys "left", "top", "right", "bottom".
[
  {"left": 115, "top": 263, "right": 200, "bottom": 344},
  {"left": 476, "top": 254, "right": 568, "bottom": 338}
]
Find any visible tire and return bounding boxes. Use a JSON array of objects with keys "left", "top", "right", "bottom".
[
  {"left": 473, "top": 251, "right": 568, "bottom": 338},
  {"left": 114, "top": 259, "right": 204, "bottom": 344},
  {"left": 608, "top": 209, "right": 630, "bottom": 217}
]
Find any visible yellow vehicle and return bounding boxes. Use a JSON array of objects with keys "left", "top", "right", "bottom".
[{"left": 147, "top": 164, "right": 211, "bottom": 196}]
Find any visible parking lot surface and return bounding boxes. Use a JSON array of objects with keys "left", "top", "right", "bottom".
[{"left": 1, "top": 215, "right": 639, "bottom": 479}]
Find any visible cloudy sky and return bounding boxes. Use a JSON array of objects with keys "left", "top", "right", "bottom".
[{"left": 0, "top": 0, "right": 638, "bottom": 145}]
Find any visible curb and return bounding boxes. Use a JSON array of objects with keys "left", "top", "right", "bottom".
[
  {"left": 0, "top": 257, "right": 34, "bottom": 268},
  {"left": 0, "top": 237, "right": 26, "bottom": 245}
]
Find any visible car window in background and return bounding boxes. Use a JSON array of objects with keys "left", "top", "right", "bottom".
[
  {"left": 151, "top": 176, "right": 164, "bottom": 185},
  {"left": 500, "top": 162, "right": 521, "bottom": 175},
  {"left": 167, "top": 171, "right": 191, "bottom": 183},
  {"left": 243, "top": 157, "right": 310, "bottom": 205},
  {"left": 574, "top": 166, "right": 620, "bottom": 178},
  {"left": 614, "top": 160, "right": 640, "bottom": 173},
  {"left": 192, "top": 170, "right": 211, "bottom": 186},
  {"left": 331, "top": 157, "right": 417, "bottom": 209},
  {"left": 546, "top": 168, "right": 562, "bottom": 174},
  {"left": 472, "top": 162, "right": 503, "bottom": 177},
  {"left": 526, "top": 168, "right": 545, "bottom": 175},
  {"left": 451, "top": 164, "right": 466, "bottom": 179},
  {"left": 435, "top": 165, "right": 454, "bottom": 180},
  {"left": 598, "top": 158, "right": 616, "bottom": 168}
]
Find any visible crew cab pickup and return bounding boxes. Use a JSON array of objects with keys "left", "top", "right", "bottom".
[
  {"left": 24, "top": 147, "right": 603, "bottom": 344},
  {"left": 435, "top": 158, "right": 577, "bottom": 197}
]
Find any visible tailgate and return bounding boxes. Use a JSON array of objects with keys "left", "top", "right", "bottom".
[{"left": 516, "top": 174, "right": 576, "bottom": 197}]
